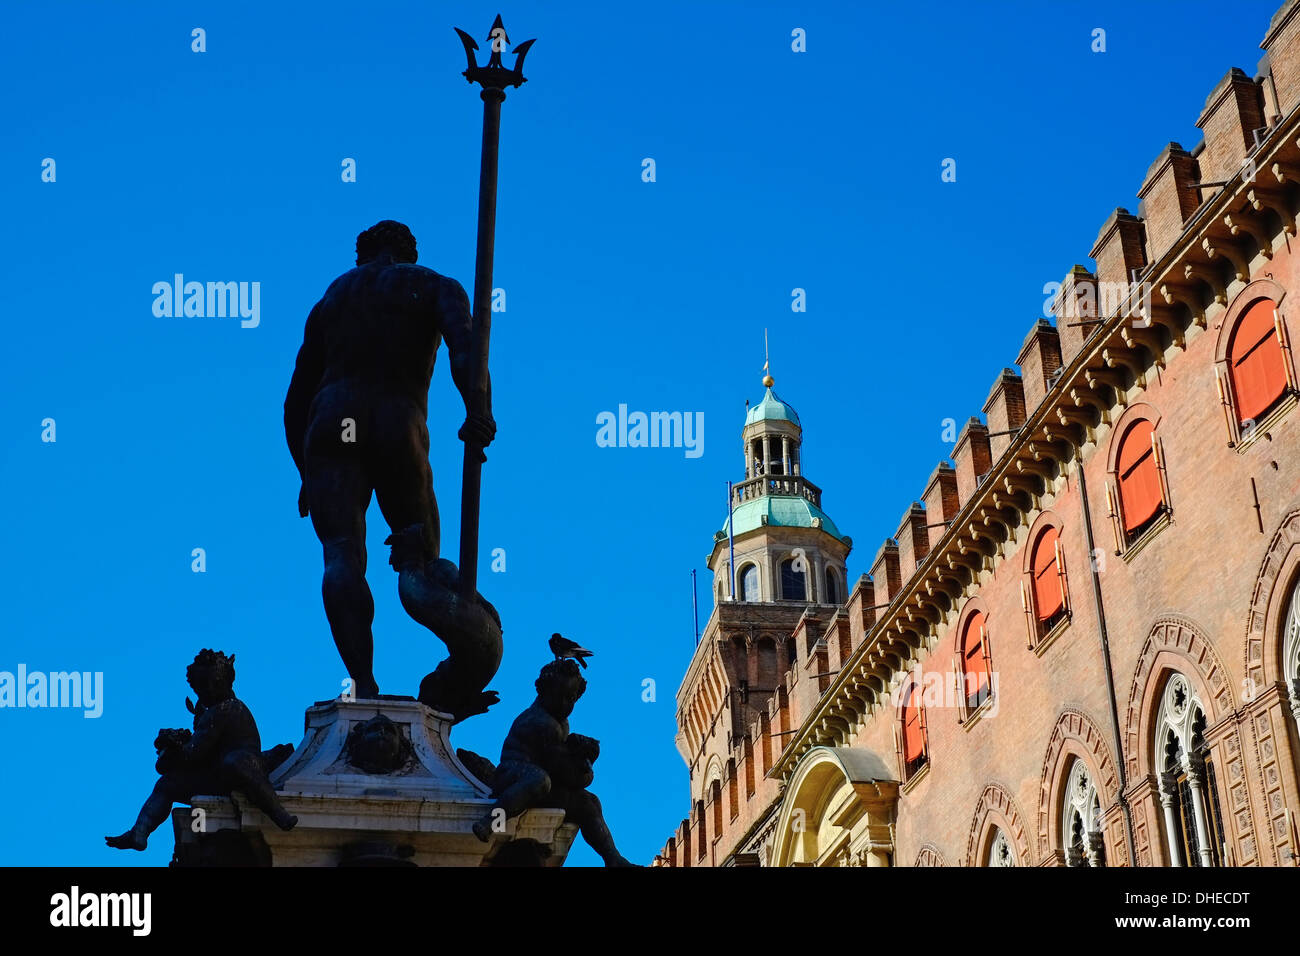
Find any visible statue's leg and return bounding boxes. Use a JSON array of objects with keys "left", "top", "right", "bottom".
[
  {"left": 221, "top": 752, "right": 297, "bottom": 831},
  {"left": 105, "top": 771, "right": 211, "bottom": 851},
  {"left": 472, "top": 764, "right": 550, "bottom": 841},
  {"left": 557, "top": 788, "right": 638, "bottom": 867},
  {"left": 307, "top": 458, "right": 377, "bottom": 698},
  {"left": 373, "top": 407, "right": 439, "bottom": 560}
]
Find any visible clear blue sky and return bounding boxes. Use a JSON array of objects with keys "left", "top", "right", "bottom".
[{"left": 0, "top": 0, "right": 1281, "bottom": 866}]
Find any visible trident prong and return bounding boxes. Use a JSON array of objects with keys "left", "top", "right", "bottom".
[{"left": 454, "top": 14, "right": 535, "bottom": 92}]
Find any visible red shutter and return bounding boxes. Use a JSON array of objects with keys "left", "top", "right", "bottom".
[
  {"left": 962, "top": 611, "right": 989, "bottom": 699},
  {"left": 1230, "top": 299, "right": 1288, "bottom": 423},
  {"left": 902, "top": 683, "right": 925, "bottom": 761},
  {"left": 1032, "top": 526, "right": 1064, "bottom": 619},
  {"left": 1117, "top": 419, "right": 1162, "bottom": 531}
]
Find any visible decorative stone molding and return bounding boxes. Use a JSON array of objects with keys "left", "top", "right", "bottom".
[
  {"left": 913, "top": 843, "right": 945, "bottom": 867},
  {"left": 966, "top": 783, "right": 1033, "bottom": 867},
  {"left": 1246, "top": 510, "right": 1300, "bottom": 687},
  {"left": 1123, "top": 617, "right": 1234, "bottom": 782},
  {"left": 1037, "top": 709, "right": 1120, "bottom": 861}
]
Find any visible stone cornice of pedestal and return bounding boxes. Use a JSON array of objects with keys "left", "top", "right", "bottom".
[{"left": 270, "top": 696, "right": 488, "bottom": 800}]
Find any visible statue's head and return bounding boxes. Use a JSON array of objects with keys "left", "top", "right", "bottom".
[
  {"left": 186, "top": 649, "right": 235, "bottom": 699},
  {"left": 356, "top": 220, "right": 418, "bottom": 266},
  {"left": 535, "top": 658, "right": 587, "bottom": 718}
]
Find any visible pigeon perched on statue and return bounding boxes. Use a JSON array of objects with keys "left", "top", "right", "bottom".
[{"left": 549, "top": 633, "right": 593, "bottom": 668}]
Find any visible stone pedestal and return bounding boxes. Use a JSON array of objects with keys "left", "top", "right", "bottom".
[{"left": 171, "top": 695, "right": 578, "bottom": 866}]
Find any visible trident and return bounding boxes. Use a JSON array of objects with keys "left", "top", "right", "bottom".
[{"left": 453, "top": 15, "right": 535, "bottom": 599}]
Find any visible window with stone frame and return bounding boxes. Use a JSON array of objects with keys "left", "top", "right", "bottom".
[
  {"left": 739, "top": 563, "right": 760, "bottom": 602},
  {"left": 1226, "top": 297, "right": 1292, "bottom": 425},
  {"left": 779, "top": 557, "right": 806, "bottom": 601},
  {"left": 898, "top": 678, "right": 928, "bottom": 782},
  {"left": 1063, "top": 759, "right": 1105, "bottom": 867},
  {"left": 1282, "top": 572, "right": 1300, "bottom": 744},
  {"left": 958, "top": 610, "right": 992, "bottom": 712},
  {"left": 1027, "top": 524, "right": 1069, "bottom": 638},
  {"left": 1107, "top": 417, "right": 1169, "bottom": 548},
  {"left": 987, "top": 827, "right": 1014, "bottom": 867},
  {"left": 1155, "top": 673, "right": 1226, "bottom": 867}
]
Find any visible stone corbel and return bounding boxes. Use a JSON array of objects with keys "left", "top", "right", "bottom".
[
  {"left": 1143, "top": 306, "right": 1187, "bottom": 350},
  {"left": 1120, "top": 323, "right": 1166, "bottom": 364},
  {"left": 1026, "top": 438, "right": 1070, "bottom": 468},
  {"left": 1069, "top": 382, "right": 1114, "bottom": 421},
  {"left": 1159, "top": 281, "right": 1208, "bottom": 329},
  {"left": 1083, "top": 366, "right": 1130, "bottom": 406},
  {"left": 1247, "top": 185, "right": 1296, "bottom": 236},
  {"left": 1182, "top": 261, "right": 1228, "bottom": 305},
  {"left": 1223, "top": 212, "right": 1273, "bottom": 258},
  {"left": 1272, "top": 159, "right": 1300, "bottom": 184},
  {"left": 1201, "top": 235, "right": 1250, "bottom": 284}
]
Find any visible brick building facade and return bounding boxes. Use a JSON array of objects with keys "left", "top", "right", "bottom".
[{"left": 656, "top": 0, "right": 1300, "bottom": 867}]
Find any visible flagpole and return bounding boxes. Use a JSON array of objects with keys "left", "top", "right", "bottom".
[{"left": 727, "top": 480, "right": 737, "bottom": 600}]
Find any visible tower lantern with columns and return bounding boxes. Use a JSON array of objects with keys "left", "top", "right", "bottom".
[{"left": 712, "top": 374, "right": 852, "bottom": 608}]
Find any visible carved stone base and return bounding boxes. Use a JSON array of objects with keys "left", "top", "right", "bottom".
[{"left": 170, "top": 695, "right": 577, "bottom": 867}]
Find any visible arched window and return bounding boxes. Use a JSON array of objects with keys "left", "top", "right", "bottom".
[
  {"left": 1063, "top": 759, "right": 1105, "bottom": 867},
  {"left": 739, "top": 564, "right": 760, "bottom": 602},
  {"left": 780, "top": 558, "right": 806, "bottom": 601},
  {"left": 824, "top": 567, "right": 840, "bottom": 605},
  {"left": 1029, "top": 525, "right": 1068, "bottom": 635},
  {"left": 899, "top": 678, "right": 928, "bottom": 781},
  {"left": 1155, "top": 674, "right": 1226, "bottom": 867},
  {"left": 959, "top": 610, "right": 992, "bottom": 711},
  {"left": 987, "top": 828, "right": 1015, "bottom": 867},
  {"left": 1284, "top": 576, "right": 1300, "bottom": 740},
  {"left": 1228, "top": 298, "right": 1290, "bottom": 424},
  {"left": 1114, "top": 418, "right": 1165, "bottom": 538}
]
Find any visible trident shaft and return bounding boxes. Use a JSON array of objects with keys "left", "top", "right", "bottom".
[{"left": 454, "top": 15, "right": 535, "bottom": 599}]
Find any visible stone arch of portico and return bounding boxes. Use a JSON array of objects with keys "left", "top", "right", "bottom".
[{"left": 769, "top": 746, "right": 898, "bottom": 867}]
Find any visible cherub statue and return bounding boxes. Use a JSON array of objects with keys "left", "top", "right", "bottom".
[
  {"left": 470, "top": 657, "right": 637, "bottom": 866},
  {"left": 105, "top": 649, "right": 297, "bottom": 851}
]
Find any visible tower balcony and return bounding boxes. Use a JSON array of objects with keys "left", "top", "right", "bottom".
[{"left": 732, "top": 473, "right": 823, "bottom": 508}]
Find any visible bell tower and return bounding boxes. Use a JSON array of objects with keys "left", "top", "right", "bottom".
[{"left": 711, "top": 373, "right": 852, "bottom": 608}]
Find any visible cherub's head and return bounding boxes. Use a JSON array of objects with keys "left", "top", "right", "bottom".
[
  {"left": 355, "top": 220, "right": 417, "bottom": 266},
  {"left": 186, "top": 649, "right": 235, "bottom": 700},
  {"left": 535, "top": 658, "right": 587, "bottom": 718}
]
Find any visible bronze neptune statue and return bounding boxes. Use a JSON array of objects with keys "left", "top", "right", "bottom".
[{"left": 284, "top": 221, "right": 502, "bottom": 718}]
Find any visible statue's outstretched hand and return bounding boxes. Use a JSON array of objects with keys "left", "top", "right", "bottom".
[{"left": 458, "top": 411, "right": 497, "bottom": 461}]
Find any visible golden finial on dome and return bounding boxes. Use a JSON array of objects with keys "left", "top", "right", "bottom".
[{"left": 762, "top": 328, "right": 774, "bottom": 388}]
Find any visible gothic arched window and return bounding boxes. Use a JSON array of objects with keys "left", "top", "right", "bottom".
[
  {"left": 1155, "top": 673, "right": 1226, "bottom": 867},
  {"left": 1063, "top": 759, "right": 1105, "bottom": 867},
  {"left": 739, "top": 564, "right": 760, "bottom": 602},
  {"left": 988, "top": 828, "right": 1014, "bottom": 867},
  {"left": 1281, "top": 576, "right": 1300, "bottom": 761}
]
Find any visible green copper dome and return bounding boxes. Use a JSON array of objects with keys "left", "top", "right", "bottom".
[
  {"left": 745, "top": 387, "right": 801, "bottom": 428},
  {"left": 721, "top": 495, "right": 845, "bottom": 541}
]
